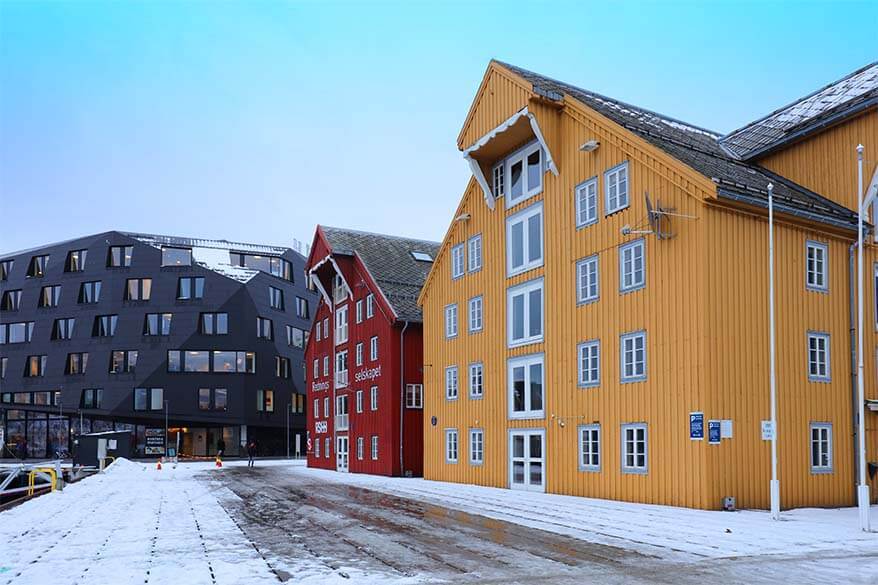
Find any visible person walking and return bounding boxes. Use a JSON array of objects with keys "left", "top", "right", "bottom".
[
  {"left": 247, "top": 440, "right": 257, "bottom": 468},
  {"left": 216, "top": 437, "right": 226, "bottom": 458}
]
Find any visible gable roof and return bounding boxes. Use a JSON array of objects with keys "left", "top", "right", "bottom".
[
  {"left": 495, "top": 61, "right": 859, "bottom": 231},
  {"left": 320, "top": 226, "right": 440, "bottom": 323},
  {"left": 721, "top": 62, "right": 878, "bottom": 160}
]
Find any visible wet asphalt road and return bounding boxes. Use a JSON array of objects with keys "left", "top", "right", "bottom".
[{"left": 206, "top": 466, "right": 878, "bottom": 584}]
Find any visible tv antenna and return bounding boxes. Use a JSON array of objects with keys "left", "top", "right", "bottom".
[{"left": 621, "top": 191, "right": 695, "bottom": 240}]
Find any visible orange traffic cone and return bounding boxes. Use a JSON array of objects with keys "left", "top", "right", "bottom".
[
  {"left": 156, "top": 459, "right": 162, "bottom": 471},
  {"left": 215, "top": 456, "right": 222, "bottom": 468}
]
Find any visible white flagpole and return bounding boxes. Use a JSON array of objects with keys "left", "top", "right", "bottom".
[
  {"left": 768, "top": 182, "right": 780, "bottom": 520},
  {"left": 856, "top": 144, "right": 871, "bottom": 531}
]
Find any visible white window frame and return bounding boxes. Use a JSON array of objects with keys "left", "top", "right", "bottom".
[
  {"left": 324, "top": 438, "right": 330, "bottom": 458},
  {"left": 356, "top": 437, "right": 364, "bottom": 460},
  {"left": 507, "top": 353, "right": 544, "bottom": 420},
  {"left": 492, "top": 161, "right": 505, "bottom": 199},
  {"left": 366, "top": 294, "right": 375, "bottom": 318},
  {"left": 405, "top": 384, "right": 423, "bottom": 409},
  {"left": 619, "top": 239, "right": 645, "bottom": 293},
  {"left": 314, "top": 437, "right": 320, "bottom": 458},
  {"left": 315, "top": 320, "right": 321, "bottom": 341},
  {"left": 313, "top": 398, "right": 319, "bottom": 418},
  {"left": 469, "top": 428, "right": 484, "bottom": 465},
  {"left": 370, "top": 385, "right": 378, "bottom": 411},
  {"left": 335, "top": 305, "right": 348, "bottom": 345},
  {"left": 356, "top": 299, "right": 363, "bottom": 323},
  {"left": 323, "top": 396, "right": 329, "bottom": 419},
  {"left": 810, "top": 422, "right": 833, "bottom": 473},
  {"left": 504, "top": 140, "right": 544, "bottom": 208},
  {"left": 575, "top": 177, "right": 598, "bottom": 228},
  {"left": 445, "top": 366, "right": 459, "bottom": 400},
  {"left": 578, "top": 424, "right": 601, "bottom": 472},
  {"left": 371, "top": 435, "right": 379, "bottom": 460},
  {"left": 620, "top": 331, "right": 647, "bottom": 383},
  {"left": 322, "top": 355, "right": 329, "bottom": 377},
  {"left": 807, "top": 331, "right": 831, "bottom": 382},
  {"left": 355, "top": 342, "right": 364, "bottom": 366},
  {"left": 370, "top": 336, "right": 378, "bottom": 361},
  {"left": 313, "top": 359, "right": 319, "bottom": 379},
  {"left": 621, "top": 423, "right": 648, "bottom": 474},
  {"left": 806, "top": 240, "right": 828, "bottom": 292},
  {"left": 576, "top": 255, "right": 599, "bottom": 305},
  {"left": 507, "top": 277, "right": 544, "bottom": 348},
  {"left": 605, "top": 161, "right": 629, "bottom": 215},
  {"left": 467, "top": 235, "right": 482, "bottom": 272},
  {"left": 356, "top": 389, "right": 363, "bottom": 413},
  {"left": 445, "top": 429, "right": 459, "bottom": 463},
  {"left": 469, "top": 362, "right": 484, "bottom": 399},
  {"left": 577, "top": 340, "right": 600, "bottom": 388},
  {"left": 445, "top": 304, "right": 458, "bottom": 339},
  {"left": 451, "top": 244, "right": 465, "bottom": 279},
  {"left": 506, "top": 202, "right": 544, "bottom": 277},
  {"left": 468, "top": 296, "right": 483, "bottom": 333}
]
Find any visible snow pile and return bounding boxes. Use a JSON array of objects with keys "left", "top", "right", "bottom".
[{"left": 102, "top": 456, "right": 146, "bottom": 474}]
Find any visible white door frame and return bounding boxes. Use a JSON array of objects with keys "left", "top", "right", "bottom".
[
  {"left": 508, "top": 428, "right": 546, "bottom": 492},
  {"left": 336, "top": 435, "right": 349, "bottom": 472}
]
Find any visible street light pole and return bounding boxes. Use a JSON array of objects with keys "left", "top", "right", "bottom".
[
  {"left": 164, "top": 400, "right": 169, "bottom": 457},
  {"left": 856, "top": 144, "right": 873, "bottom": 532},
  {"left": 286, "top": 401, "right": 291, "bottom": 460},
  {"left": 768, "top": 183, "right": 780, "bottom": 520}
]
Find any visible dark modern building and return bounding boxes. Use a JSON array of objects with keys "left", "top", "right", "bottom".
[{"left": 0, "top": 231, "right": 317, "bottom": 459}]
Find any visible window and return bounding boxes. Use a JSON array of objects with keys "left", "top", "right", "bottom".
[
  {"left": 506, "top": 202, "right": 543, "bottom": 276},
  {"left": 806, "top": 241, "right": 828, "bottom": 291},
  {"left": 92, "top": 314, "right": 118, "bottom": 337},
  {"left": 201, "top": 312, "right": 228, "bottom": 335},
  {"left": 125, "top": 278, "right": 152, "bottom": 301},
  {"left": 445, "top": 366, "right": 459, "bottom": 400},
  {"left": 313, "top": 359, "right": 319, "bottom": 379},
  {"left": 356, "top": 299, "right": 363, "bottom": 323},
  {"left": 369, "top": 336, "right": 378, "bottom": 361},
  {"left": 507, "top": 278, "right": 543, "bottom": 347},
  {"left": 469, "top": 363, "right": 484, "bottom": 398},
  {"left": 445, "top": 304, "right": 458, "bottom": 338},
  {"left": 230, "top": 253, "right": 292, "bottom": 281},
  {"left": 578, "top": 340, "right": 600, "bottom": 387},
  {"left": 808, "top": 332, "right": 830, "bottom": 381},
  {"left": 286, "top": 325, "right": 305, "bottom": 349},
  {"left": 467, "top": 235, "right": 482, "bottom": 272},
  {"left": 605, "top": 162, "right": 629, "bottom": 214},
  {"left": 198, "top": 388, "right": 228, "bottom": 411},
  {"left": 81, "top": 388, "right": 103, "bottom": 409},
  {"left": 0, "top": 259, "right": 12, "bottom": 280},
  {"left": 335, "top": 350, "right": 348, "bottom": 387},
  {"left": 79, "top": 281, "right": 102, "bottom": 304},
  {"left": 144, "top": 313, "right": 173, "bottom": 336},
  {"left": 356, "top": 390, "right": 364, "bottom": 413},
  {"left": 366, "top": 294, "right": 375, "bottom": 318},
  {"left": 371, "top": 436, "right": 379, "bottom": 460},
  {"left": 0, "top": 321, "right": 34, "bottom": 344},
  {"left": 619, "top": 239, "right": 645, "bottom": 292},
  {"left": 24, "top": 355, "right": 47, "bottom": 377},
  {"left": 445, "top": 429, "right": 459, "bottom": 463},
  {"left": 322, "top": 317, "right": 328, "bottom": 337},
  {"left": 620, "top": 331, "right": 647, "bottom": 383},
  {"left": 355, "top": 342, "right": 364, "bottom": 366},
  {"left": 276, "top": 356, "right": 291, "bottom": 378},
  {"left": 107, "top": 246, "right": 133, "bottom": 267},
  {"left": 269, "top": 286, "right": 284, "bottom": 310},
  {"left": 256, "top": 317, "right": 273, "bottom": 340},
  {"left": 65, "top": 249, "right": 88, "bottom": 272},
  {"left": 323, "top": 397, "right": 329, "bottom": 417},
  {"left": 256, "top": 389, "right": 275, "bottom": 412},
  {"left": 357, "top": 437, "right": 364, "bottom": 460},
  {"left": 110, "top": 350, "right": 138, "bottom": 373},
  {"left": 325, "top": 437, "right": 330, "bottom": 458},
  {"left": 451, "top": 244, "right": 465, "bottom": 279},
  {"left": 370, "top": 385, "right": 378, "bottom": 410},
  {"left": 184, "top": 351, "right": 209, "bottom": 372},
  {"left": 412, "top": 251, "right": 433, "bottom": 262},
  {"left": 296, "top": 296, "right": 309, "bottom": 319},
  {"left": 469, "top": 429, "right": 484, "bottom": 465},
  {"left": 575, "top": 177, "right": 598, "bottom": 227},
  {"left": 66, "top": 352, "right": 88, "bottom": 375},
  {"left": 332, "top": 274, "right": 347, "bottom": 304},
  {"left": 52, "top": 317, "right": 75, "bottom": 340},
  {"left": 335, "top": 305, "right": 348, "bottom": 344},
  {"left": 0, "top": 357, "right": 5, "bottom": 379},
  {"left": 621, "top": 423, "right": 648, "bottom": 473},
  {"left": 492, "top": 161, "right": 505, "bottom": 198},
  {"left": 27, "top": 255, "right": 49, "bottom": 278},
  {"left": 504, "top": 141, "right": 543, "bottom": 207},
  {"left": 313, "top": 398, "right": 320, "bottom": 418},
  {"left": 177, "top": 277, "right": 205, "bottom": 300},
  {"left": 579, "top": 424, "right": 601, "bottom": 471},
  {"left": 39, "top": 285, "right": 62, "bottom": 308},
  {"left": 508, "top": 354, "right": 544, "bottom": 419},
  {"left": 314, "top": 438, "right": 320, "bottom": 458},
  {"left": 323, "top": 356, "right": 329, "bottom": 377},
  {"left": 576, "top": 255, "right": 599, "bottom": 304},
  {"left": 134, "top": 387, "right": 163, "bottom": 411},
  {"left": 468, "top": 296, "right": 483, "bottom": 333},
  {"left": 1, "top": 289, "right": 21, "bottom": 311},
  {"left": 405, "top": 384, "right": 423, "bottom": 408},
  {"left": 810, "top": 423, "right": 832, "bottom": 473},
  {"left": 161, "top": 247, "right": 192, "bottom": 267}
]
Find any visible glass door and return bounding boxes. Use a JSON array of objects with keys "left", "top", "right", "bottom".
[
  {"left": 336, "top": 436, "right": 349, "bottom": 472},
  {"left": 509, "top": 429, "right": 545, "bottom": 492}
]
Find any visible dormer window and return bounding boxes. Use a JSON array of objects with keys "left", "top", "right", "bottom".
[{"left": 162, "top": 247, "right": 192, "bottom": 267}]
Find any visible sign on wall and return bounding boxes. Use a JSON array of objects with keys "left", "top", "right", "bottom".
[
  {"left": 145, "top": 428, "right": 165, "bottom": 455},
  {"left": 708, "top": 420, "right": 721, "bottom": 444},
  {"left": 354, "top": 365, "right": 382, "bottom": 383},
  {"left": 761, "top": 420, "right": 775, "bottom": 441},
  {"left": 315, "top": 421, "right": 328, "bottom": 434},
  {"left": 689, "top": 412, "right": 704, "bottom": 440}
]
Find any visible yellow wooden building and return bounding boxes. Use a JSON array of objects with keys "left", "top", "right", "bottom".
[{"left": 418, "top": 60, "right": 878, "bottom": 510}]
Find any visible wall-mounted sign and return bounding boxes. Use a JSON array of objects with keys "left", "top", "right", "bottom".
[
  {"left": 689, "top": 412, "right": 704, "bottom": 440},
  {"left": 761, "top": 420, "right": 775, "bottom": 441},
  {"left": 145, "top": 428, "right": 165, "bottom": 455},
  {"left": 720, "top": 419, "right": 733, "bottom": 439},
  {"left": 312, "top": 381, "right": 330, "bottom": 392},
  {"left": 708, "top": 420, "right": 721, "bottom": 444},
  {"left": 354, "top": 365, "right": 382, "bottom": 383},
  {"left": 315, "top": 421, "right": 328, "bottom": 434}
]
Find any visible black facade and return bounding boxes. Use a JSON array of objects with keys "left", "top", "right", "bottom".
[{"left": 0, "top": 231, "right": 317, "bottom": 458}]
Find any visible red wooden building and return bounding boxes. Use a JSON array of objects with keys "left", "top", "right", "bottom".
[{"left": 305, "top": 226, "right": 438, "bottom": 476}]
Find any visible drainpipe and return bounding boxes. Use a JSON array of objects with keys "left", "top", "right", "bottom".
[
  {"left": 399, "top": 320, "right": 410, "bottom": 475},
  {"left": 850, "top": 241, "right": 861, "bottom": 504}
]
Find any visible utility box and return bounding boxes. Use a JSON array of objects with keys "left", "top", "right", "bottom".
[{"left": 74, "top": 431, "right": 133, "bottom": 468}]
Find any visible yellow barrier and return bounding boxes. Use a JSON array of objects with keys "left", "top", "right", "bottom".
[{"left": 27, "top": 467, "right": 57, "bottom": 496}]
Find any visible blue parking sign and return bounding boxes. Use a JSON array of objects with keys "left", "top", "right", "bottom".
[
  {"left": 708, "top": 420, "right": 721, "bottom": 444},
  {"left": 690, "top": 412, "right": 704, "bottom": 440}
]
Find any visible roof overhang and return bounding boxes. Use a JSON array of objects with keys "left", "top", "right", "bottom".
[
  {"left": 308, "top": 254, "right": 353, "bottom": 308},
  {"left": 462, "top": 107, "right": 559, "bottom": 209}
]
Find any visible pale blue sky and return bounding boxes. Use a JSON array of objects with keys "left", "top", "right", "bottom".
[{"left": 1, "top": 1, "right": 875, "bottom": 254}]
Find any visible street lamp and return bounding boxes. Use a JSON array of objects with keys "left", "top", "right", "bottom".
[
  {"left": 286, "top": 401, "right": 291, "bottom": 460},
  {"left": 164, "top": 399, "right": 169, "bottom": 457}
]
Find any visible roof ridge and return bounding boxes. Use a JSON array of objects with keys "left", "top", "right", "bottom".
[
  {"left": 320, "top": 225, "right": 440, "bottom": 247},
  {"left": 122, "top": 231, "right": 291, "bottom": 253}
]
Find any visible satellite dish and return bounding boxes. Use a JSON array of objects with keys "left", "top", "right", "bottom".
[{"left": 645, "top": 191, "right": 675, "bottom": 240}]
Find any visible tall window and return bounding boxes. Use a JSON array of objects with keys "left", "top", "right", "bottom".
[
  {"left": 469, "top": 429, "right": 484, "bottom": 465},
  {"left": 807, "top": 332, "right": 830, "bottom": 381},
  {"left": 366, "top": 294, "right": 375, "bottom": 318},
  {"left": 52, "top": 317, "right": 75, "bottom": 340},
  {"left": 506, "top": 202, "right": 543, "bottom": 276},
  {"left": 335, "top": 351, "right": 349, "bottom": 387},
  {"left": 286, "top": 325, "right": 305, "bottom": 349},
  {"left": 66, "top": 352, "right": 88, "bottom": 375},
  {"left": 370, "top": 385, "right": 379, "bottom": 410},
  {"left": 508, "top": 353, "right": 543, "bottom": 419},
  {"left": 605, "top": 161, "right": 629, "bottom": 214},
  {"left": 356, "top": 299, "right": 364, "bottom": 323},
  {"left": 468, "top": 296, "right": 483, "bottom": 333},
  {"left": 371, "top": 436, "right": 379, "bottom": 460},
  {"left": 353, "top": 342, "right": 363, "bottom": 366},
  {"left": 161, "top": 247, "right": 192, "bottom": 267},
  {"left": 468, "top": 235, "right": 482, "bottom": 272},
  {"left": 323, "top": 355, "right": 329, "bottom": 377},
  {"left": 806, "top": 241, "right": 828, "bottom": 291},
  {"left": 810, "top": 423, "right": 832, "bottom": 473},
  {"left": 134, "top": 387, "right": 163, "bottom": 411},
  {"left": 39, "top": 285, "right": 62, "bottom": 308},
  {"left": 445, "top": 304, "right": 458, "bottom": 338},
  {"left": 492, "top": 161, "right": 505, "bottom": 198},
  {"left": 269, "top": 286, "right": 285, "bottom": 310},
  {"left": 79, "top": 281, "right": 101, "bottom": 304},
  {"left": 92, "top": 314, "right": 118, "bottom": 337},
  {"left": 125, "top": 278, "right": 152, "bottom": 301},
  {"left": 469, "top": 362, "right": 484, "bottom": 398},
  {"left": 107, "top": 246, "right": 133, "bottom": 267},
  {"left": 177, "top": 277, "right": 204, "bottom": 300},
  {"left": 445, "top": 429, "right": 459, "bottom": 463},
  {"left": 576, "top": 255, "right": 599, "bottom": 304},
  {"left": 65, "top": 249, "right": 88, "bottom": 272},
  {"left": 27, "top": 255, "right": 49, "bottom": 278},
  {"left": 256, "top": 389, "right": 274, "bottom": 412},
  {"left": 620, "top": 331, "right": 646, "bottom": 382},
  {"left": 575, "top": 177, "right": 598, "bottom": 227},
  {"left": 445, "top": 366, "right": 459, "bottom": 400},
  {"left": 201, "top": 312, "right": 228, "bottom": 335},
  {"left": 335, "top": 305, "right": 348, "bottom": 344},
  {"left": 369, "top": 336, "right": 378, "bottom": 361},
  {"left": 405, "top": 384, "right": 423, "bottom": 408},
  {"left": 451, "top": 244, "right": 465, "bottom": 279},
  {"left": 110, "top": 350, "right": 138, "bottom": 373},
  {"left": 0, "top": 259, "right": 12, "bottom": 280},
  {"left": 578, "top": 340, "right": 600, "bottom": 387},
  {"left": 81, "top": 388, "right": 103, "bottom": 409},
  {"left": 1, "top": 289, "right": 22, "bottom": 311},
  {"left": 619, "top": 239, "right": 645, "bottom": 292},
  {"left": 296, "top": 296, "right": 309, "bottom": 319},
  {"left": 256, "top": 317, "right": 273, "bottom": 340},
  {"left": 507, "top": 278, "right": 543, "bottom": 347},
  {"left": 504, "top": 141, "right": 543, "bottom": 207},
  {"left": 332, "top": 274, "right": 346, "bottom": 304},
  {"left": 24, "top": 355, "right": 47, "bottom": 377},
  {"left": 621, "top": 423, "right": 647, "bottom": 473},
  {"left": 198, "top": 388, "right": 228, "bottom": 411},
  {"left": 275, "top": 356, "right": 291, "bottom": 378},
  {"left": 356, "top": 390, "right": 363, "bottom": 413},
  {"left": 144, "top": 313, "right": 172, "bottom": 336},
  {"left": 314, "top": 438, "right": 320, "bottom": 458},
  {"left": 357, "top": 437, "right": 364, "bottom": 460},
  {"left": 579, "top": 424, "right": 601, "bottom": 471}
]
